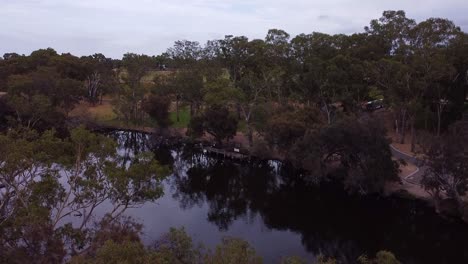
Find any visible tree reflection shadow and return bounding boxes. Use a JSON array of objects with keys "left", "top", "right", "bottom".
[{"left": 169, "top": 149, "right": 468, "bottom": 264}]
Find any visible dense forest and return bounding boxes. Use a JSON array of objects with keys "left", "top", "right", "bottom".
[{"left": 0, "top": 10, "right": 467, "bottom": 263}]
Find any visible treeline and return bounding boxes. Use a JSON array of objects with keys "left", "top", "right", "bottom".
[
  {"left": 0, "top": 50, "right": 165, "bottom": 132},
  {"left": 0, "top": 10, "right": 466, "bottom": 196},
  {"left": 147, "top": 10, "right": 467, "bottom": 197},
  {"left": 1, "top": 11, "right": 466, "bottom": 137}
]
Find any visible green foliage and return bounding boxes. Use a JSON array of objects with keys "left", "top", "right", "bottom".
[
  {"left": 358, "top": 251, "right": 401, "bottom": 264},
  {"left": 203, "top": 105, "right": 238, "bottom": 144},
  {"left": 72, "top": 227, "right": 266, "bottom": 264},
  {"left": 0, "top": 126, "right": 169, "bottom": 261},
  {"left": 96, "top": 240, "right": 149, "bottom": 264},
  {"left": 170, "top": 105, "right": 191, "bottom": 129},
  {"left": 290, "top": 118, "right": 399, "bottom": 194},
  {"left": 280, "top": 256, "right": 307, "bottom": 264},
  {"left": 144, "top": 95, "right": 172, "bottom": 129},
  {"left": 188, "top": 105, "right": 238, "bottom": 144},
  {"left": 5, "top": 66, "right": 83, "bottom": 130},
  {"left": 152, "top": 227, "right": 203, "bottom": 264},
  {"left": 187, "top": 114, "right": 205, "bottom": 139},
  {"left": 115, "top": 53, "right": 155, "bottom": 123},
  {"left": 206, "top": 237, "right": 263, "bottom": 264},
  {"left": 71, "top": 240, "right": 150, "bottom": 264},
  {"left": 421, "top": 131, "right": 468, "bottom": 214},
  {"left": 69, "top": 224, "right": 401, "bottom": 264},
  {"left": 203, "top": 76, "right": 241, "bottom": 106},
  {"left": 264, "top": 106, "right": 325, "bottom": 152},
  {"left": 315, "top": 256, "right": 337, "bottom": 264}
]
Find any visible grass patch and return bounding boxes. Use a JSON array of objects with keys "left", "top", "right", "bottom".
[
  {"left": 70, "top": 101, "right": 118, "bottom": 122},
  {"left": 89, "top": 104, "right": 118, "bottom": 122},
  {"left": 170, "top": 106, "right": 191, "bottom": 129}
]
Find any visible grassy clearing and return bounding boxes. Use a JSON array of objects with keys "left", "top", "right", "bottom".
[
  {"left": 89, "top": 104, "right": 117, "bottom": 122},
  {"left": 170, "top": 106, "right": 191, "bottom": 129},
  {"left": 71, "top": 100, "right": 157, "bottom": 129},
  {"left": 70, "top": 101, "right": 117, "bottom": 122}
]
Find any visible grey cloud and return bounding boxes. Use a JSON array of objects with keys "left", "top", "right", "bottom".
[
  {"left": 318, "top": 15, "right": 330, "bottom": 20},
  {"left": 0, "top": 0, "right": 467, "bottom": 58}
]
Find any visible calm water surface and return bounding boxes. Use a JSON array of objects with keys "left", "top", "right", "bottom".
[{"left": 102, "top": 131, "right": 468, "bottom": 264}]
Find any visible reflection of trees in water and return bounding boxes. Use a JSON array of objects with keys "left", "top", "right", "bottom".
[
  {"left": 106, "top": 132, "right": 468, "bottom": 263},
  {"left": 110, "top": 131, "right": 150, "bottom": 154},
  {"left": 172, "top": 159, "right": 278, "bottom": 230},
  {"left": 108, "top": 131, "right": 151, "bottom": 166},
  {"left": 170, "top": 153, "right": 468, "bottom": 264}
]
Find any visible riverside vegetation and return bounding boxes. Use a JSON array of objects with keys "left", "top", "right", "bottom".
[{"left": 0, "top": 10, "right": 467, "bottom": 263}]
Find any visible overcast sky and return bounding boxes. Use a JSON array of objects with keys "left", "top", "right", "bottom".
[{"left": 1, "top": 0, "right": 467, "bottom": 58}]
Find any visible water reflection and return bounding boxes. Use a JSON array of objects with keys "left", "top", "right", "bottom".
[
  {"left": 112, "top": 131, "right": 468, "bottom": 264},
  {"left": 173, "top": 159, "right": 280, "bottom": 230}
]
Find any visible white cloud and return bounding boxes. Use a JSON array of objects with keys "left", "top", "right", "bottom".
[{"left": 0, "top": 0, "right": 467, "bottom": 58}]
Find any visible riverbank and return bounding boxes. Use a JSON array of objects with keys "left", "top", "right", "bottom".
[
  {"left": 71, "top": 98, "right": 462, "bottom": 219},
  {"left": 87, "top": 120, "right": 432, "bottom": 198}
]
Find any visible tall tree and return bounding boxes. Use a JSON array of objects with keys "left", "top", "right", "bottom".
[
  {"left": 118, "top": 53, "right": 154, "bottom": 123},
  {"left": 421, "top": 131, "right": 468, "bottom": 215}
]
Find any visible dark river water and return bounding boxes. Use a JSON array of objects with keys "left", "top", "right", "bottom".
[{"left": 101, "top": 131, "right": 468, "bottom": 264}]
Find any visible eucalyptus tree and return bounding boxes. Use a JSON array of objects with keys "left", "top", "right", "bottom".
[
  {"left": 167, "top": 68, "right": 205, "bottom": 119},
  {"left": 216, "top": 36, "right": 269, "bottom": 147},
  {"left": 410, "top": 18, "right": 461, "bottom": 136},
  {"left": 421, "top": 131, "right": 468, "bottom": 215},
  {"left": 163, "top": 40, "right": 213, "bottom": 121},
  {"left": 0, "top": 127, "right": 169, "bottom": 261},
  {"left": 264, "top": 29, "right": 292, "bottom": 104},
  {"left": 372, "top": 58, "right": 416, "bottom": 144},
  {"left": 447, "top": 32, "right": 468, "bottom": 121},
  {"left": 366, "top": 11, "right": 420, "bottom": 145},
  {"left": 365, "top": 10, "right": 416, "bottom": 58},
  {"left": 187, "top": 104, "right": 238, "bottom": 145},
  {"left": 166, "top": 40, "right": 202, "bottom": 68},
  {"left": 143, "top": 94, "right": 172, "bottom": 130},
  {"left": 290, "top": 33, "right": 350, "bottom": 124},
  {"left": 117, "top": 53, "right": 154, "bottom": 123},
  {"left": 81, "top": 53, "right": 117, "bottom": 105},
  {"left": 6, "top": 66, "right": 82, "bottom": 130},
  {"left": 290, "top": 117, "right": 400, "bottom": 194}
]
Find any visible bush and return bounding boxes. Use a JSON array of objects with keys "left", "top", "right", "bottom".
[{"left": 144, "top": 95, "right": 172, "bottom": 129}]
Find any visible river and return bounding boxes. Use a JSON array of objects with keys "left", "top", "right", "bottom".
[{"left": 97, "top": 130, "right": 468, "bottom": 264}]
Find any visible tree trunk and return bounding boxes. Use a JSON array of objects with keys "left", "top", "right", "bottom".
[
  {"left": 400, "top": 109, "right": 407, "bottom": 144},
  {"left": 323, "top": 100, "right": 331, "bottom": 125},
  {"left": 437, "top": 105, "right": 442, "bottom": 137},
  {"left": 132, "top": 86, "right": 137, "bottom": 122},
  {"left": 195, "top": 102, "right": 200, "bottom": 116},
  {"left": 176, "top": 100, "right": 180, "bottom": 122},
  {"left": 410, "top": 118, "right": 416, "bottom": 152},
  {"left": 246, "top": 123, "right": 253, "bottom": 148},
  {"left": 434, "top": 189, "right": 442, "bottom": 214},
  {"left": 395, "top": 118, "right": 399, "bottom": 135},
  {"left": 424, "top": 110, "right": 428, "bottom": 131},
  {"left": 453, "top": 190, "right": 466, "bottom": 217}
]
